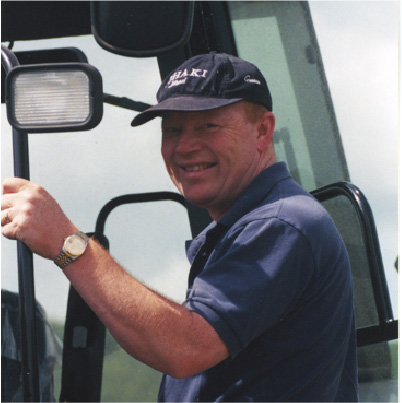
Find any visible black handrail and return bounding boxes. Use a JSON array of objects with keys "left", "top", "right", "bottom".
[
  {"left": 311, "top": 181, "right": 397, "bottom": 346},
  {"left": 1, "top": 44, "right": 40, "bottom": 402},
  {"left": 356, "top": 321, "right": 398, "bottom": 347},
  {"left": 60, "top": 191, "right": 186, "bottom": 401},
  {"left": 95, "top": 192, "right": 186, "bottom": 236}
]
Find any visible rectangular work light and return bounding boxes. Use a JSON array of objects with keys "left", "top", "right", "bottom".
[{"left": 5, "top": 63, "right": 103, "bottom": 133}]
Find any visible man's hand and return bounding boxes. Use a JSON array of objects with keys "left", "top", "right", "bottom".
[{"left": 1, "top": 178, "right": 78, "bottom": 260}]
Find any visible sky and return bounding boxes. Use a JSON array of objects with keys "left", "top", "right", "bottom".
[{"left": 1, "top": 1, "right": 400, "bottom": 322}]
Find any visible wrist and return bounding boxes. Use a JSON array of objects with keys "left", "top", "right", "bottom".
[{"left": 54, "top": 231, "right": 89, "bottom": 269}]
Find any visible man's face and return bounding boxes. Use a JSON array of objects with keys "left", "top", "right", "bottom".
[{"left": 161, "top": 102, "right": 269, "bottom": 220}]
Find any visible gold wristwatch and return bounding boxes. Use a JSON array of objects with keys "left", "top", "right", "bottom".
[{"left": 54, "top": 231, "right": 89, "bottom": 269}]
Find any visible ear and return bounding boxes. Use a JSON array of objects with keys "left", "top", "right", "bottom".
[{"left": 256, "top": 112, "right": 275, "bottom": 152}]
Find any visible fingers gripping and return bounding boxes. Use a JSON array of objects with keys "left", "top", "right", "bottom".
[
  {"left": 1, "top": 179, "right": 35, "bottom": 241},
  {"left": 2, "top": 177, "right": 31, "bottom": 195},
  {"left": 1, "top": 178, "right": 77, "bottom": 258}
]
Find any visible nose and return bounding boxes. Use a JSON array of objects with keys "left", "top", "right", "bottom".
[{"left": 175, "top": 129, "right": 202, "bottom": 154}]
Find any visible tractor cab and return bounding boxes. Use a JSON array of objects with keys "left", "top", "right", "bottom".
[{"left": 1, "top": 2, "right": 398, "bottom": 401}]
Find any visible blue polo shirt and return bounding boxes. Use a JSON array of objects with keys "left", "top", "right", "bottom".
[{"left": 158, "top": 162, "right": 357, "bottom": 402}]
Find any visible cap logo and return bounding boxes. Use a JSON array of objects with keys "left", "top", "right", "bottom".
[
  {"left": 132, "top": 53, "right": 273, "bottom": 127},
  {"left": 166, "top": 68, "right": 209, "bottom": 88},
  {"left": 244, "top": 75, "right": 261, "bottom": 85}
]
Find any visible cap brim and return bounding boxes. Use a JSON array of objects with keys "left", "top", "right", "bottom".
[{"left": 131, "top": 96, "right": 243, "bottom": 127}]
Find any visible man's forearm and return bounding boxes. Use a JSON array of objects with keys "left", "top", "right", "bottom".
[{"left": 63, "top": 238, "right": 229, "bottom": 378}]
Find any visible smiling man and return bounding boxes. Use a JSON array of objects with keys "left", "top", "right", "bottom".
[
  {"left": 160, "top": 102, "right": 276, "bottom": 221},
  {"left": 2, "top": 53, "right": 357, "bottom": 401}
]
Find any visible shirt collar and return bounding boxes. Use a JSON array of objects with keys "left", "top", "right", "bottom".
[
  {"left": 185, "top": 161, "right": 291, "bottom": 259},
  {"left": 219, "top": 161, "right": 291, "bottom": 228}
]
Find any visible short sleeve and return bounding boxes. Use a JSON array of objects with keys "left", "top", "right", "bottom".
[{"left": 183, "top": 218, "right": 316, "bottom": 358}]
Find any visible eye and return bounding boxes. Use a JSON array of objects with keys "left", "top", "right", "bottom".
[
  {"left": 162, "top": 126, "right": 181, "bottom": 136},
  {"left": 200, "top": 123, "right": 219, "bottom": 133}
]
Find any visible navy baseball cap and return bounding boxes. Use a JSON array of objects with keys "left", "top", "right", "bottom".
[{"left": 131, "top": 52, "right": 272, "bottom": 127}]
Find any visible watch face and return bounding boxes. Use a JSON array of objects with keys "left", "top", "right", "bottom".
[{"left": 65, "top": 235, "right": 87, "bottom": 256}]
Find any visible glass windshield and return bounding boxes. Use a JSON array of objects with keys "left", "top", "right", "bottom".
[{"left": 228, "top": 1, "right": 349, "bottom": 191}]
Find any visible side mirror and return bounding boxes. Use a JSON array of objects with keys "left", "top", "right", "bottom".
[
  {"left": 91, "top": 1, "right": 194, "bottom": 57},
  {"left": 5, "top": 63, "right": 103, "bottom": 133}
]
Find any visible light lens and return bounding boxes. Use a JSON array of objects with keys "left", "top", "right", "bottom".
[{"left": 12, "top": 69, "right": 91, "bottom": 126}]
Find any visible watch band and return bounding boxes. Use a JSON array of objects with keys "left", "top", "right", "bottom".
[
  {"left": 54, "top": 231, "right": 89, "bottom": 269},
  {"left": 54, "top": 253, "right": 74, "bottom": 269}
]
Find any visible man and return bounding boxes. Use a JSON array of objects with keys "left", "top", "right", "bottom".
[{"left": 1, "top": 53, "right": 357, "bottom": 401}]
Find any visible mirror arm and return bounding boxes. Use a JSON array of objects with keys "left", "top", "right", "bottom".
[{"left": 103, "top": 93, "right": 151, "bottom": 112}]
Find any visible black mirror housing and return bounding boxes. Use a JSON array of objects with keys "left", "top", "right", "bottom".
[{"left": 91, "top": 1, "right": 194, "bottom": 57}]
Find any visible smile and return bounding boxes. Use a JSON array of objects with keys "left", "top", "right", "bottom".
[{"left": 181, "top": 163, "right": 216, "bottom": 172}]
